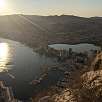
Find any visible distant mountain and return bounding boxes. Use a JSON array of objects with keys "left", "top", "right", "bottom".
[{"left": 0, "top": 15, "right": 102, "bottom": 48}]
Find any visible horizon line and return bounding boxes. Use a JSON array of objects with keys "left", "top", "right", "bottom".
[{"left": 0, "top": 13, "right": 102, "bottom": 18}]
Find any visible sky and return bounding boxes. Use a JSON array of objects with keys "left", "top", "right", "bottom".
[{"left": 0, "top": 0, "right": 102, "bottom": 17}]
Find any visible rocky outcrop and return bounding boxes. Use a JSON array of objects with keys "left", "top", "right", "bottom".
[{"left": 32, "top": 52, "right": 102, "bottom": 102}]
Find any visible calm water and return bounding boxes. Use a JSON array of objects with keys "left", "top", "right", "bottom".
[
  {"left": 0, "top": 38, "right": 58, "bottom": 100},
  {"left": 49, "top": 44, "right": 101, "bottom": 53},
  {"left": 0, "top": 38, "right": 100, "bottom": 100}
]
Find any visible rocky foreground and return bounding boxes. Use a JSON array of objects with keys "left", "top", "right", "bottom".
[{"left": 32, "top": 51, "right": 102, "bottom": 102}]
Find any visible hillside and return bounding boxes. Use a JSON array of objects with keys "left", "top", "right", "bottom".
[
  {"left": 32, "top": 51, "right": 102, "bottom": 102},
  {"left": 0, "top": 15, "right": 102, "bottom": 48}
]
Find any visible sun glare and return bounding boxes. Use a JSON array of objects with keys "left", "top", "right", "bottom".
[
  {"left": 0, "top": 43, "right": 9, "bottom": 58},
  {"left": 0, "top": 43, "right": 9, "bottom": 72},
  {"left": 0, "top": 0, "right": 6, "bottom": 9}
]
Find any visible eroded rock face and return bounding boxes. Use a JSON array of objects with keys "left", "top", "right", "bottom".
[
  {"left": 79, "top": 70, "right": 102, "bottom": 102},
  {"left": 52, "top": 89, "right": 77, "bottom": 102},
  {"left": 34, "top": 52, "right": 102, "bottom": 102},
  {"left": 53, "top": 70, "right": 102, "bottom": 102}
]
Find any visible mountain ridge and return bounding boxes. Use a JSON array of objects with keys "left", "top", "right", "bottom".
[{"left": 0, "top": 15, "right": 102, "bottom": 48}]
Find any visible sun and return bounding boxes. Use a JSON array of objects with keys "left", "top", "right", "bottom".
[{"left": 0, "top": 0, "right": 6, "bottom": 9}]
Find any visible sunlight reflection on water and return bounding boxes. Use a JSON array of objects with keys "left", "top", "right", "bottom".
[{"left": 0, "top": 43, "right": 10, "bottom": 72}]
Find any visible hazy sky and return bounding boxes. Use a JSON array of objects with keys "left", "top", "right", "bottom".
[{"left": 0, "top": 0, "right": 102, "bottom": 17}]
